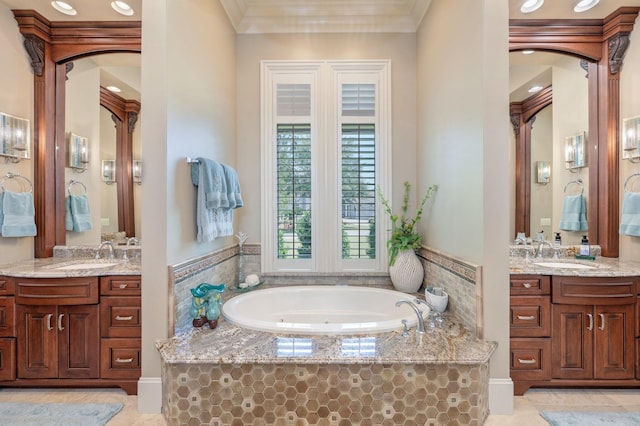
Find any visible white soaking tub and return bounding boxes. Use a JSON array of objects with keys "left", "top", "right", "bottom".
[{"left": 221, "top": 285, "right": 425, "bottom": 335}]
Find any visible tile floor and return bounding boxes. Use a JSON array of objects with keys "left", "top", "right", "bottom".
[{"left": 0, "top": 387, "right": 637, "bottom": 425}]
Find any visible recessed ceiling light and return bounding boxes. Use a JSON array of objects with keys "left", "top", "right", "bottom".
[
  {"left": 528, "top": 85, "right": 544, "bottom": 93},
  {"left": 51, "top": 1, "right": 77, "bottom": 16},
  {"left": 520, "top": 0, "right": 544, "bottom": 13},
  {"left": 574, "top": 0, "right": 599, "bottom": 12},
  {"left": 106, "top": 85, "right": 122, "bottom": 93},
  {"left": 522, "top": 50, "right": 535, "bottom": 55},
  {"left": 111, "top": 1, "right": 134, "bottom": 16}
]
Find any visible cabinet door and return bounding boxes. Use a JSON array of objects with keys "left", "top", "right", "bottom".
[
  {"left": 552, "top": 304, "right": 593, "bottom": 379},
  {"left": 0, "top": 297, "right": 15, "bottom": 337},
  {"left": 594, "top": 304, "right": 635, "bottom": 380},
  {"left": 58, "top": 305, "right": 100, "bottom": 379},
  {"left": 16, "top": 305, "right": 57, "bottom": 379},
  {"left": 0, "top": 337, "right": 16, "bottom": 381}
]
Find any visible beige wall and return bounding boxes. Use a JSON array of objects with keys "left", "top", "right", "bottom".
[
  {"left": 416, "top": 0, "right": 511, "bottom": 390},
  {"left": 235, "top": 32, "right": 418, "bottom": 243},
  {"left": 620, "top": 29, "right": 640, "bottom": 260},
  {"left": 530, "top": 105, "right": 553, "bottom": 236},
  {"left": 0, "top": 3, "right": 34, "bottom": 262},
  {"left": 140, "top": 0, "right": 237, "bottom": 392}
]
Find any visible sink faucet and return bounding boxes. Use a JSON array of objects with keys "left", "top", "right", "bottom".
[
  {"left": 535, "top": 240, "right": 553, "bottom": 258},
  {"left": 126, "top": 237, "right": 140, "bottom": 246},
  {"left": 395, "top": 300, "right": 425, "bottom": 334},
  {"left": 96, "top": 241, "right": 115, "bottom": 260}
]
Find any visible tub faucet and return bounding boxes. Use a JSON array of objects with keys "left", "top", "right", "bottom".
[
  {"left": 395, "top": 300, "right": 425, "bottom": 334},
  {"left": 535, "top": 240, "right": 553, "bottom": 258},
  {"left": 96, "top": 241, "right": 115, "bottom": 260}
]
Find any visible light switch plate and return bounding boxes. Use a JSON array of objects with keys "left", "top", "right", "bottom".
[{"left": 540, "top": 217, "right": 551, "bottom": 226}]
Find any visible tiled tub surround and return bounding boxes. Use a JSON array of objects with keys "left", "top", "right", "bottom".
[
  {"left": 165, "top": 245, "right": 494, "bottom": 425},
  {"left": 157, "top": 316, "right": 496, "bottom": 425}
]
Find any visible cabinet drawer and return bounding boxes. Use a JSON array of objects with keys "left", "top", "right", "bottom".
[
  {"left": 101, "top": 338, "right": 141, "bottom": 379},
  {"left": 0, "top": 277, "right": 14, "bottom": 296},
  {"left": 510, "top": 296, "right": 550, "bottom": 337},
  {"left": 0, "top": 337, "right": 16, "bottom": 381},
  {"left": 552, "top": 276, "right": 637, "bottom": 305},
  {"left": 15, "top": 277, "right": 98, "bottom": 305},
  {"left": 510, "top": 338, "right": 551, "bottom": 381},
  {"left": 100, "top": 276, "right": 141, "bottom": 296},
  {"left": 0, "top": 298, "right": 15, "bottom": 337},
  {"left": 100, "top": 297, "right": 141, "bottom": 338},
  {"left": 510, "top": 275, "right": 550, "bottom": 295}
]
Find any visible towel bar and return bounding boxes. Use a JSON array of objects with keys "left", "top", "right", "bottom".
[
  {"left": 1, "top": 172, "right": 33, "bottom": 193},
  {"left": 563, "top": 178, "right": 583, "bottom": 195},
  {"left": 624, "top": 173, "right": 640, "bottom": 193},
  {"left": 68, "top": 179, "right": 87, "bottom": 195}
]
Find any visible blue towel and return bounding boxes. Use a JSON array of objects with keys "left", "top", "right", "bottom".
[
  {"left": 67, "top": 194, "right": 92, "bottom": 232},
  {"left": 1, "top": 190, "right": 37, "bottom": 237},
  {"left": 65, "top": 195, "right": 73, "bottom": 231},
  {"left": 620, "top": 191, "right": 640, "bottom": 236},
  {"left": 222, "top": 163, "right": 243, "bottom": 209},
  {"left": 558, "top": 193, "right": 588, "bottom": 231},
  {"left": 190, "top": 158, "right": 229, "bottom": 209}
]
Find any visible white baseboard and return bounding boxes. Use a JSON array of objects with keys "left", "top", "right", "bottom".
[
  {"left": 137, "top": 376, "right": 163, "bottom": 414},
  {"left": 489, "top": 378, "right": 514, "bottom": 415}
]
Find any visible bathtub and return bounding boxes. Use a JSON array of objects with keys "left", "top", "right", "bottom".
[{"left": 221, "top": 285, "right": 425, "bottom": 334}]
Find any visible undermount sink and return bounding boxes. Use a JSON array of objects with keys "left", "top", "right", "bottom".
[
  {"left": 533, "top": 261, "right": 597, "bottom": 270},
  {"left": 52, "top": 261, "right": 119, "bottom": 270}
]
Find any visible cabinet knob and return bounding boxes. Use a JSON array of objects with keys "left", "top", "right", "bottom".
[
  {"left": 46, "top": 313, "right": 53, "bottom": 331},
  {"left": 57, "top": 313, "right": 65, "bottom": 331},
  {"left": 119, "top": 284, "right": 128, "bottom": 289},
  {"left": 517, "top": 358, "right": 537, "bottom": 365},
  {"left": 587, "top": 313, "right": 593, "bottom": 331},
  {"left": 598, "top": 313, "right": 605, "bottom": 331},
  {"left": 522, "top": 282, "right": 532, "bottom": 289}
]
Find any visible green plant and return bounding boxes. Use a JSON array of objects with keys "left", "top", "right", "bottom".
[
  {"left": 296, "top": 210, "right": 312, "bottom": 258},
  {"left": 377, "top": 181, "right": 438, "bottom": 266}
]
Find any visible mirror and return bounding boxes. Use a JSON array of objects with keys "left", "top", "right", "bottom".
[
  {"left": 65, "top": 53, "right": 141, "bottom": 245},
  {"left": 510, "top": 51, "right": 589, "bottom": 245}
]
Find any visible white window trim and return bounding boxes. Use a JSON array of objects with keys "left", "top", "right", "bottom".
[{"left": 261, "top": 60, "right": 392, "bottom": 273}]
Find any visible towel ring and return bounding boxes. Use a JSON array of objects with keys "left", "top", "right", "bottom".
[
  {"left": 623, "top": 173, "right": 640, "bottom": 193},
  {"left": 68, "top": 179, "right": 87, "bottom": 196},
  {"left": 0, "top": 172, "right": 33, "bottom": 193},
  {"left": 563, "top": 178, "right": 583, "bottom": 195}
]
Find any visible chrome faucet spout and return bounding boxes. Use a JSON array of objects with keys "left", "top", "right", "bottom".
[
  {"left": 96, "top": 241, "right": 115, "bottom": 260},
  {"left": 535, "top": 241, "right": 553, "bottom": 258},
  {"left": 395, "top": 300, "right": 425, "bottom": 334}
]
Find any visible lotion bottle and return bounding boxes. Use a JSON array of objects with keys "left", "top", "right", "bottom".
[{"left": 580, "top": 235, "right": 590, "bottom": 256}]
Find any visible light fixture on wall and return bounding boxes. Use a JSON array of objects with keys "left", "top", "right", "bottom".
[
  {"left": 0, "top": 112, "right": 31, "bottom": 163},
  {"left": 102, "top": 160, "right": 116, "bottom": 184},
  {"left": 622, "top": 116, "right": 640, "bottom": 162},
  {"left": 536, "top": 161, "right": 551, "bottom": 184},
  {"left": 67, "top": 133, "right": 89, "bottom": 171},
  {"left": 574, "top": 0, "right": 600, "bottom": 12},
  {"left": 51, "top": 1, "right": 77, "bottom": 16},
  {"left": 133, "top": 159, "right": 142, "bottom": 184}
]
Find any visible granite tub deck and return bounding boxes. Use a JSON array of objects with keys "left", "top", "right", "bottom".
[{"left": 156, "top": 315, "right": 496, "bottom": 426}]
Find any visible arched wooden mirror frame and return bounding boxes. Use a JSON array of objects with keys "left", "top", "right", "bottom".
[
  {"left": 510, "top": 6, "right": 640, "bottom": 257},
  {"left": 12, "top": 10, "right": 141, "bottom": 257},
  {"left": 510, "top": 85, "right": 552, "bottom": 239}
]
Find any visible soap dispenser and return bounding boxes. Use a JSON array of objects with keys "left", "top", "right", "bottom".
[
  {"left": 554, "top": 232, "right": 561, "bottom": 248},
  {"left": 580, "top": 235, "right": 590, "bottom": 256}
]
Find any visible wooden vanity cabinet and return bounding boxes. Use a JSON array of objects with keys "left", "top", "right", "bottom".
[
  {"left": 510, "top": 274, "right": 640, "bottom": 395},
  {"left": 0, "top": 275, "right": 141, "bottom": 395}
]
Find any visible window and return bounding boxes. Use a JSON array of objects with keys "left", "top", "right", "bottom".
[{"left": 261, "top": 61, "right": 391, "bottom": 273}]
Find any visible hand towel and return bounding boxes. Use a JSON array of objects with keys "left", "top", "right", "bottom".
[
  {"left": 191, "top": 158, "right": 229, "bottom": 209},
  {"left": 195, "top": 162, "right": 234, "bottom": 242},
  {"left": 1, "top": 190, "right": 37, "bottom": 237},
  {"left": 619, "top": 191, "right": 640, "bottom": 236},
  {"left": 68, "top": 194, "right": 92, "bottom": 232},
  {"left": 558, "top": 193, "right": 588, "bottom": 231},
  {"left": 65, "top": 196, "right": 73, "bottom": 231},
  {"left": 221, "top": 163, "right": 243, "bottom": 209}
]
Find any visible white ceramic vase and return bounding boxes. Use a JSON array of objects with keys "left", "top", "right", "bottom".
[{"left": 389, "top": 249, "right": 424, "bottom": 293}]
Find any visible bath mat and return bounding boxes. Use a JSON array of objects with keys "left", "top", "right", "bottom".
[
  {"left": 541, "top": 410, "right": 640, "bottom": 425},
  {"left": 0, "top": 401, "right": 123, "bottom": 426}
]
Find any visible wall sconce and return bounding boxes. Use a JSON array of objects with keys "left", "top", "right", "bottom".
[
  {"left": 565, "top": 131, "right": 587, "bottom": 171},
  {"left": 67, "top": 133, "right": 89, "bottom": 171},
  {"left": 536, "top": 161, "right": 551, "bottom": 184},
  {"left": 133, "top": 159, "right": 142, "bottom": 185},
  {"left": 0, "top": 112, "right": 30, "bottom": 163},
  {"left": 622, "top": 116, "right": 640, "bottom": 162},
  {"left": 102, "top": 159, "right": 116, "bottom": 184}
]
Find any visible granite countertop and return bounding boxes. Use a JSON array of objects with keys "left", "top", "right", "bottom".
[
  {"left": 0, "top": 257, "right": 141, "bottom": 278},
  {"left": 156, "top": 314, "right": 497, "bottom": 366},
  {"left": 510, "top": 255, "right": 640, "bottom": 277}
]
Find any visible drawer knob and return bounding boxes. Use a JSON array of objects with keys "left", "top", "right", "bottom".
[
  {"left": 115, "top": 357, "right": 134, "bottom": 364},
  {"left": 522, "top": 282, "right": 532, "bottom": 289},
  {"left": 119, "top": 284, "right": 128, "bottom": 289},
  {"left": 115, "top": 315, "right": 134, "bottom": 321},
  {"left": 517, "top": 315, "right": 536, "bottom": 321},
  {"left": 517, "top": 358, "right": 537, "bottom": 365}
]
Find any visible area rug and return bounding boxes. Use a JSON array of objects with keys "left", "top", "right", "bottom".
[
  {"left": 541, "top": 410, "right": 640, "bottom": 425},
  {"left": 0, "top": 401, "right": 123, "bottom": 426}
]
